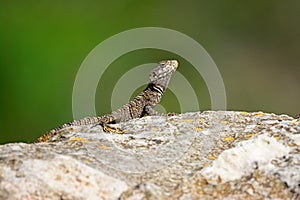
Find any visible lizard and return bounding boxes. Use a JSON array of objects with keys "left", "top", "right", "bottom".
[{"left": 34, "top": 60, "right": 179, "bottom": 143}]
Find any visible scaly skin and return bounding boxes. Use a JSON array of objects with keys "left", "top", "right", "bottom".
[{"left": 34, "top": 60, "right": 178, "bottom": 143}]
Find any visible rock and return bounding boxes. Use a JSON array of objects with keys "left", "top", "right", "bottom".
[{"left": 0, "top": 111, "right": 299, "bottom": 199}]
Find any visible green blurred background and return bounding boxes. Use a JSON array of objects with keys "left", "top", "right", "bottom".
[{"left": 0, "top": 1, "right": 299, "bottom": 144}]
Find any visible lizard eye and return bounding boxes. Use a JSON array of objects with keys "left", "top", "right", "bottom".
[{"left": 159, "top": 60, "right": 168, "bottom": 66}]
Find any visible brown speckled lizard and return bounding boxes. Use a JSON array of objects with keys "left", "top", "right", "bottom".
[{"left": 34, "top": 60, "right": 178, "bottom": 143}]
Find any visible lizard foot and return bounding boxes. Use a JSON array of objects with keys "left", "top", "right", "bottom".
[{"left": 103, "top": 124, "right": 126, "bottom": 134}]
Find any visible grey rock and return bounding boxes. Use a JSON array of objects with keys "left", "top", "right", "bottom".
[{"left": 0, "top": 111, "right": 299, "bottom": 199}]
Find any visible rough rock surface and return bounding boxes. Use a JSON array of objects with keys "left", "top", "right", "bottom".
[{"left": 0, "top": 111, "right": 299, "bottom": 200}]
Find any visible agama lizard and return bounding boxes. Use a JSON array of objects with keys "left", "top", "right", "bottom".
[{"left": 34, "top": 60, "right": 179, "bottom": 143}]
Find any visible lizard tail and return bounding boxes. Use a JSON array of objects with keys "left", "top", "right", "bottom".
[
  {"left": 33, "top": 117, "right": 102, "bottom": 143},
  {"left": 33, "top": 129, "right": 57, "bottom": 143}
]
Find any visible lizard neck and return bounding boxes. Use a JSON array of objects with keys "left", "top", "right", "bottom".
[
  {"left": 146, "top": 83, "right": 165, "bottom": 95},
  {"left": 140, "top": 83, "right": 164, "bottom": 107}
]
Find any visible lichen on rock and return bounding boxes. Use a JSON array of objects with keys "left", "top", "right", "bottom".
[{"left": 0, "top": 111, "right": 299, "bottom": 199}]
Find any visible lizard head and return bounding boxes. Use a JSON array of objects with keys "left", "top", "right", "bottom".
[{"left": 149, "top": 60, "right": 178, "bottom": 93}]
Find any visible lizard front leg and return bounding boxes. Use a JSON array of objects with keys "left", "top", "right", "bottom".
[
  {"left": 96, "top": 114, "right": 126, "bottom": 134},
  {"left": 102, "top": 124, "right": 125, "bottom": 134},
  {"left": 144, "top": 105, "right": 178, "bottom": 117},
  {"left": 144, "top": 105, "right": 162, "bottom": 116}
]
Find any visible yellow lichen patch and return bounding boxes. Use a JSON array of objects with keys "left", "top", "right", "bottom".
[
  {"left": 195, "top": 127, "right": 203, "bottom": 132},
  {"left": 97, "top": 145, "right": 110, "bottom": 149},
  {"left": 240, "top": 111, "right": 248, "bottom": 115},
  {"left": 44, "top": 142, "right": 55, "bottom": 144},
  {"left": 68, "top": 137, "right": 87, "bottom": 143},
  {"left": 181, "top": 119, "right": 193, "bottom": 123},
  {"left": 221, "top": 120, "right": 229, "bottom": 125},
  {"left": 290, "top": 120, "right": 298, "bottom": 125},
  {"left": 245, "top": 133, "right": 256, "bottom": 138},
  {"left": 251, "top": 112, "right": 265, "bottom": 117},
  {"left": 198, "top": 118, "right": 205, "bottom": 123},
  {"left": 208, "top": 155, "right": 216, "bottom": 160},
  {"left": 223, "top": 136, "right": 234, "bottom": 141},
  {"left": 203, "top": 163, "right": 210, "bottom": 167},
  {"left": 274, "top": 136, "right": 280, "bottom": 140},
  {"left": 174, "top": 132, "right": 182, "bottom": 135}
]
